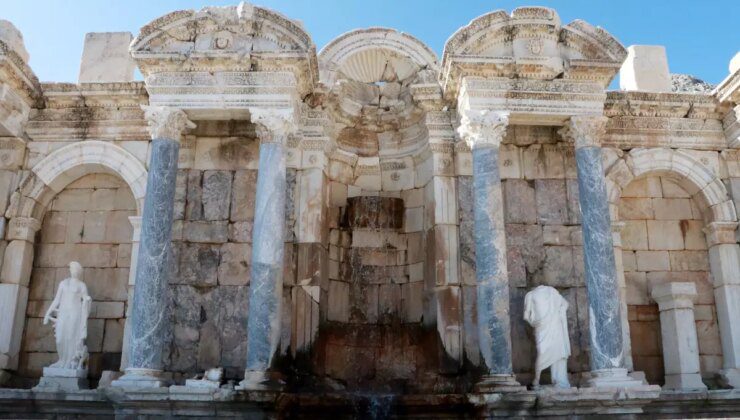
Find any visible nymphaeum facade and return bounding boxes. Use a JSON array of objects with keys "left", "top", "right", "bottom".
[{"left": 1, "top": 3, "right": 740, "bottom": 417}]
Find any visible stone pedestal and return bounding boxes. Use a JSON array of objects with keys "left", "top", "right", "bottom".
[
  {"left": 458, "top": 110, "right": 523, "bottom": 393},
  {"left": 113, "top": 106, "right": 194, "bottom": 389},
  {"left": 239, "top": 110, "right": 295, "bottom": 391},
  {"left": 34, "top": 367, "right": 88, "bottom": 391},
  {"left": 651, "top": 282, "right": 706, "bottom": 391},
  {"left": 560, "top": 116, "right": 641, "bottom": 389}
]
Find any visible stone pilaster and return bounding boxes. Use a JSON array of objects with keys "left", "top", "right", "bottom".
[
  {"left": 611, "top": 221, "right": 633, "bottom": 372},
  {"left": 560, "top": 116, "right": 642, "bottom": 388},
  {"left": 0, "top": 217, "right": 40, "bottom": 373},
  {"left": 239, "top": 109, "right": 296, "bottom": 390},
  {"left": 651, "top": 282, "right": 706, "bottom": 391},
  {"left": 458, "top": 110, "right": 523, "bottom": 392},
  {"left": 112, "top": 106, "right": 194, "bottom": 389},
  {"left": 120, "top": 216, "right": 142, "bottom": 371},
  {"left": 704, "top": 221, "right": 740, "bottom": 388}
]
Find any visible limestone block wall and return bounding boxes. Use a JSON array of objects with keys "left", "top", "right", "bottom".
[
  {"left": 18, "top": 173, "right": 134, "bottom": 385},
  {"left": 163, "top": 122, "right": 271, "bottom": 381},
  {"left": 620, "top": 175, "right": 722, "bottom": 385},
  {"left": 457, "top": 126, "right": 592, "bottom": 381}
]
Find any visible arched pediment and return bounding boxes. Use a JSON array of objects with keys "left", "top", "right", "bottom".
[
  {"left": 131, "top": 2, "right": 318, "bottom": 115},
  {"left": 132, "top": 3, "right": 314, "bottom": 58},
  {"left": 441, "top": 7, "right": 627, "bottom": 98},
  {"left": 319, "top": 28, "right": 438, "bottom": 86}
]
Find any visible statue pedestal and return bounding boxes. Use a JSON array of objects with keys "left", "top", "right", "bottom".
[{"left": 34, "top": 367, "right": 88, "bottom": 391}]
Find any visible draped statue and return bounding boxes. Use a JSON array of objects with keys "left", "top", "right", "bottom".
[
  {"left": 43, "top": 261, "right": 92, "bottom": 370},
  {"left": 524, "top": 285, "right": 571, "bottom": 389}
]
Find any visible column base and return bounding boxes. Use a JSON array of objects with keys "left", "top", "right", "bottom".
[
  {"left": 664, "top": 373, "right": 707, "bottom": 391},
  {"left": 111, "top": 368, "right": 169, "bottom": 389},
  {"left": 236, "top": 370, "right": 284, "bottom": 391},
  {"left": 585, "top": 368, "right": 647, "bottom": 389},
  {"left": 0, "top": 370, "right": 10, "bottom": 386},
  {"left": 718, "top": 368, "right": 740, "bottom": 389},
  {"left": 34, "top": 367, "right": 88, "bottom": 391},
  {"left": 474, "top": 374, "right": 526, "bottom": 393}
]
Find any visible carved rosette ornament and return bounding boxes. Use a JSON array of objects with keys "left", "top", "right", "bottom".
[
  {"left": 457, "top": 110, "right": 510, "bottom": 150},
  {"left": 251, "top": 109, "right": 297, "bottom": 145},
  {"left": 559, "top": 115, "right": 608, "bottom": 149},
  {"left": 142, "top": 106, "right": 195, "bottom": 142}
]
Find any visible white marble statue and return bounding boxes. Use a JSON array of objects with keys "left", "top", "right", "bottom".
[
  {"left": 42, "top": 261, "right": 92, "bottom": 370},
  {"left": 524, "top": 285, "right": 571, "bottom": 389}
]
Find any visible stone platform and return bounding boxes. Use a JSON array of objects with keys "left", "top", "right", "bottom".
[{"left": 2, "top": 387, "right": 740, "bottom": 418}]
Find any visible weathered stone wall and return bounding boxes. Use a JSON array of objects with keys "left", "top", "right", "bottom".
[
  {"left": 620, "top": 175, "right": 722, "bottom": 385},
  {"left": 19, "top": 173, "right": 134, "bottom": 384},
  {"left": 162, "top": 122, "right": 270, "bottom": 381},
  {"left": 459, "top": 126, "right": 592, "bottom": 383}
]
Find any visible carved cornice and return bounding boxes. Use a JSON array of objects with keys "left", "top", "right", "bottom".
[
  {"left": 142, "top": 106, "right": 195, "bottom": 142},
  {"left": 559, "top": 115, "right": 608, "bottom": 149},
  {"left": 457, "top": 110, "right": 509, "bottom": 150},
  {"left": 0, "top": 39, "right": 42, "bottom": 106}
]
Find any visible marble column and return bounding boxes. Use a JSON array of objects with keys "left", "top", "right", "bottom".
[
  {"left": 651, "top": 282, "right": 706, "bottom": 391},
  {"left": 112, "top": 106, "right": 194, "bottom": 388},
  {"left": 704, "top": 221, "right": 740, "bottom": 388},
  {"left": 560, "top": 116, "right": 642, "bottom": 388},
  {"left": 239, "top": 110, "right": 295, "bottom": 390},
  {"left": 458, "top": 110, "right": 523, "bottom": 392}
]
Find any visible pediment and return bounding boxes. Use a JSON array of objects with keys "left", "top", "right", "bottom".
[
  {"left": 132, "top": 3, "right": 313, "bottom": 57},
  {"left": 441, "top": 7, "right": 627, "bottom": 99}
]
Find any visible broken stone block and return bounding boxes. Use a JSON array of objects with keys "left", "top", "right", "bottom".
[{"left": 78, "top": 32, "right": 136, "bottom": 83}]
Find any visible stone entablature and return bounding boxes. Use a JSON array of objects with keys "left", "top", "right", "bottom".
[{"left": 130, "top": 4, "right": 317, "bottom": 119}]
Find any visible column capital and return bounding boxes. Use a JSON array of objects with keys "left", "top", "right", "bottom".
[
  {"left": 703, "top": 221, "right": 739, "bottom": 247},
  {"left": 559, "top": 115, "right": 608, "bottom": 149},
  {"left": 651, "top": 282, "right": 697, "bottom": 311},
  {"left": 142, "top": 106, "right": 195, "bottom": 142},
  {"left": 6, "top": 217, "right": 41, "bottom": 242},
  {"left": 250, "top": 108, "right": 297, "bottom": 145},
  {"left": 457, "top": 110, "right": 509, "bottom": 150}
]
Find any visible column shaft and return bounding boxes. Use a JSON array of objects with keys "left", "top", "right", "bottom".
[
  {"left": 127, "top": 138, "right": 179, "bottom": 373},
  {"left": 472, "top": 145, "right": 512, "bottom": 375},
  {"left": 244, "top": 141, "right": 287, "bottom": 376},
  {"left": 575, "top": 145, "right": 624, "bottom": 371}
]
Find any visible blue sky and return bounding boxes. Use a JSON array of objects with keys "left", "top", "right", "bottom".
[{"left": 3, "top": 0, "right": 738, "bottom": 86}]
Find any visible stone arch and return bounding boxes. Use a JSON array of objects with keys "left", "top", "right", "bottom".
[
  {"left": 319, "top": 27, "right": 438, "bottom": 86},
  {"left": 0, "top": 141, "right": 146, "bottom": 381},
  {"left": 7, "top": 140, "right": 147, "bottom": 221},
  {"left": 607, "top": 147, "right": 736, "bottom": 386},
  {"left": 605, "top": 148, "right": 737, "bottom": 224}
]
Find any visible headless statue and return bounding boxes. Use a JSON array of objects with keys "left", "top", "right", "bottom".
[
  {"left": 524, "top": 285, "right": 571, "bottom": 389},
  {"left": 43, "top": 261, "right": 92, "bottom": 370}
]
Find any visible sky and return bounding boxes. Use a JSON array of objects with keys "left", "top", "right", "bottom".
[{"left": 2, "top": 0, "right": 738, "bottom": 86}]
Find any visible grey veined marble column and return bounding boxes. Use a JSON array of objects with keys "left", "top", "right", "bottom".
[
  {"left": 458, "top": 110, "right": 524, "bottom": 393},
  {"left": 112, "top": 106, "right": 194, "bottom": 389},
  {"left": 560, "top": 116, "right": 642, "bottom": 388},
  {"left": 239, "top": 110, "right": 295, "bottom": 390}
]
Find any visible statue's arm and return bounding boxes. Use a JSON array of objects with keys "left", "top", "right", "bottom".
[{"left": 43, "top": 284, "right": 63, "bottom": 324}]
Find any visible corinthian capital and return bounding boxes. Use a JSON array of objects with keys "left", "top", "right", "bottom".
[
  {"left": 250, "top": 108, "right": 297, "bottom": 145},
  {"left": 457, "top": 110, "right": 509, "bottom": 150},
  {"left": 142, "top": 106, "right": 195, "bottom": 142},
  {"left": 559, "top": 115, "right": 608, "bottom": 149}
]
